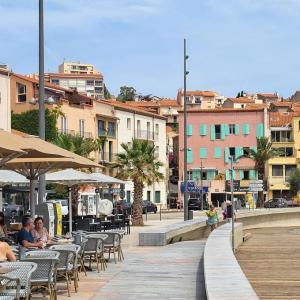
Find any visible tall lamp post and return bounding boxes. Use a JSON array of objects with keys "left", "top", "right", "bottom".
[
  {"left": 200, "top": 160, "right": 203, "bottom": 210},
  {"left": 38, "top": 0, "right": 46, "bottom": 204},
  {"left": 229, "top": 156, "right": 235, "bottom": 251},
  {"left": 183, "top": 38, "right": 189, "bottom": 221}
]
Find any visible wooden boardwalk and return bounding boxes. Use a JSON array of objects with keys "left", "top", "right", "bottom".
[{"left": 236, "top": 227, "right": 300, "bottom": 300}]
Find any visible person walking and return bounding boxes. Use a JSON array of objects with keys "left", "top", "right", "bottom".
[{"left": 206, "top": 204, "right": 218, "bottom": 232}]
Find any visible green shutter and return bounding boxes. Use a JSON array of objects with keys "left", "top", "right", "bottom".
[
  {"left": 235, "top": 147, "right": 240, "bottom": 161},
  {"left": 256, "top": 123, "right": 264, "bottom": 138},
  {"left": 187, "top": 149, "right": 193, "bottom": 163},
  {"left": 199, "top": 124, "right": 207, "bottom": 136},
  {"left": 249, "top": 169, "right": 256, "bottom": 180},
  {"left": 224, "top": 124, "right": 229, "bottom": 135},
  {"left": 243, "top": 123, "right": 250, "bottom": 135},
  {"left": 235, "top": 124, "right": 240, "bottom": 135},
  {"left": 221, "top": 124, "right": 226, "bottom": 140},
  {"left": 207, "top": 170, "right": 215, "bottom": 180},
  {"left": 232, "top": 170, "right": 236, "bottom": 180},
  {"left": 226, "top": 170, "right": 230, "bottom": 180},
  {"left": 186, "top": 124, "right": 193, "bottom": 136},
  {"left": 224, "top": 147, "right": 229, "bottom": 164},
  {"left": 250, "top": 146, "right": 257, "bottom": 153},
  {"left": 210, "top": 125, "right": 215, "bottom": 140},
  {"left": 192, "top": 170, "right": 200, "bottom": 181},
  {"left": 214, "top": 147, "right": 222, "bottom": 158},
  {"left": 200, "top": 147, "right": 207, "bottom": 159},
  {"left": 239, "top": 170, "right": 244, "bottom": 180}
]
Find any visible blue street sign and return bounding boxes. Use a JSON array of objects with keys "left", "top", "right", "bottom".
[{"left": 180, "top": 181, "right": 208, "bottom": 193}]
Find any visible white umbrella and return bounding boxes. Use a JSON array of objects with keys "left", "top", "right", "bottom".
[
  {"left": 98, "top": 199, "right": 113, "bottom": 215},
  {"left": 46, "top": 169, "right": 98, "bottom": 232},
  {"left": 90, "top": 172, "right": 126, "bottom": 184}
]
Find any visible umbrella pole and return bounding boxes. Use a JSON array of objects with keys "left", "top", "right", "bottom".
[
  {"left": 30, "top": 179, "right": 35, "bottom": 218},
  {"left": 68, "top": 186, "right": 72, "bottom": 233},
  {"left": 0, "top": 187, "right": 3, "bottom": 212}
]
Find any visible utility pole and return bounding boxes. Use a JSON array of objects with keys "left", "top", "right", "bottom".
[
  {"left": 38, "top": 0, "right": 46, "bottom": 205},
  {"left": 229, "top": 156, "right": 235, "bottom": 251},
  {"left": 200, "top": 160, "right": 203, "bottom": 210},
  {"left": 183, "top": 38, "right": 189, "bottom": 221}
]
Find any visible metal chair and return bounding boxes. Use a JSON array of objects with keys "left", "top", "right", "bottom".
[
  {"left": 103, "top": 232, "right": 124, "bottom": 263},
  {"left": 0, "top": 275, "right": 20, "bottom": 300},
  {"left": 0, "top": 261, "right": 37, "bottom": 300},
  {"left": 77, "top": 238, "right": 88, "bottom": 276},
  {"left": 49, "top": 244, "right": 80, "bottom": 295}
]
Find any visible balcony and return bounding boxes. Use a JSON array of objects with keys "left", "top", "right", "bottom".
[
  {"left": 58, "top": 129, "right": 93, "bottom": 139},
  {"left": 135, "top": 130, "right": 159, "bottom": 141},
  {"left": 268, "top": 177, "right": 290, "bottom": 190},
  {"left": 98, "top": 128, "right": 116, "bottom": 139}
]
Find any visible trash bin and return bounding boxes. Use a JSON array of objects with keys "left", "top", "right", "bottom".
[{"left": 188, "top": 210, "right": 193, "bottom": 220}]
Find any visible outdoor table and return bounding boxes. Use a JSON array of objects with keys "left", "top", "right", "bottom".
[
  {"left": 101, "top": 220, "right": 111, "bottom": 231},
  {"left": 89, "top": 222, "right": 100, "bottom": 232}
]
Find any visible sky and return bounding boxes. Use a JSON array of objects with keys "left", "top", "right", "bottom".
[{"left": 1, "top": 0, "right": 300, "bottom": 99}]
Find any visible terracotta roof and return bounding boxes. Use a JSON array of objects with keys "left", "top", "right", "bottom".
[
  {"left": 125, "top": 101, "right": 160, "bottom": 107},
  {"left": 45, "top": 72, "right": 103, "bottom": 78},
  {"left": 246, "top": 103, "right": 268, "bottom": 109},
  {"left": 181, "top": 90, "right": 216, "bottom": 97},
  {"left": 269, "top": 112, "right": 295, "bottom": 126},
  {"left": 227, "top": 97, "right": 255, "bottom": 103},
  {"left": 178, "top": 107, "right": 265, "bottom": 113},
  {"left": 159, "top": 99, "right": 181, "bottom": 107},
  {"left": 271, "top": 101, "right": 292, "bottom": 107},
  {"left": 257, "top": 93, "right": 279, "bottom": 98}
]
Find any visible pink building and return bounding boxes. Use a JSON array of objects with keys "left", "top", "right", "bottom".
[{"left": 178, "top": 107, "right": 268, "bottom": 205}]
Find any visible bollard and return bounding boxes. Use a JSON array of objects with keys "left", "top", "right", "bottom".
[{"left": 159, "top": 204, "right": 162, "bottom": 221}]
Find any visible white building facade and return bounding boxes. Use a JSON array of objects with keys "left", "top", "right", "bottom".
[
  {"left": 115, "top": 106, "right": 168, "bottom": 208},
  {"left": 0, "top": 68, "right": 11, "bottom": 131}
]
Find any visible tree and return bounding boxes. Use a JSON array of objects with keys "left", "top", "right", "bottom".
[
  {"left": 238, "top": 137, "right": 281, "bottom": 207},
  {"left": 288, "top": 168, "right": 300, "bottom": 198},
  {"left": 112, "top": 139, "right": 164, "bottom": 226},
  {"left": 117, "top": 86, "right": 136, "bottom": 102},
  {"left": 104, "top": 84, "right": 111, "bottom": 99},
  {"left": 11, "top": 108, "right": 58, "bottom": 141},
  {"left": 236, "top": 92, "right": 241, "bottom": 98}
]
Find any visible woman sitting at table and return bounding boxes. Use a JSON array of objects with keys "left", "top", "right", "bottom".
[
  {"left": 0, "top": 212, "right": 7, "bottom": 238},
  {"left": 0, "top": 241, "right": 16, "bottom": 262},
  {"left": 32, "top": 217, "right": 51, "bottom": 244}
]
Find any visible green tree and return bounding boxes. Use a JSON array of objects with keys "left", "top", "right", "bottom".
[
  {"left": 117, "top": 86, "right": 136, "bottom": 102},
  {"left": 239, "top": 137, "right": 281, "bottom": 207},
  {"left": 236, "top": 92, "right": 241, "bottom": 98},
  {"left": 104, "top": 84, "right": 111, "bottom": 99},
  {"left": 112, "top": 139, "right": 164, "bottom": 226},
  {"left": 288, "top": 168, "right": 300, "bottom": 198},
  {"left": 11, "top": 108, "right": 58, "bottom": 141}
]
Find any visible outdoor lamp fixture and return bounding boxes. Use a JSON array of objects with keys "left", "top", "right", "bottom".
[
  {"left": 29, "top": 97, "right": 37, "bottom": 105},
  {"left": 183, "top": 38, "right": 189, "bottom": 221},
  {"left": 46, "top": 96, "right": 55, "bottom": 104}
]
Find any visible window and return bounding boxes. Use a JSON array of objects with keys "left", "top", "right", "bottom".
[
  {"left": 109, "top": 141, "right": 113, "bottom": 162},
  {"left": 60, "top": 116, "right": 67, "bottom": 134},
  {"left": 241, "top": 170, "right": 250, "bottom": 180},
  {"left": 229, "top": 124, "right": 235, "bottom": 135},
  {"left": 79, "top": 119, "right": 85, "bottom": 137},
  {"left": 229, "top": 147, "right": 235, "bottom": 160},
  {"left": 94, "top": 87, "right": 102, "bottom": 93},
  {"left": 285, "top": 165, "right": 296, "bottom": 178},
  {"left": 147, "top": 191, "right": 151, "bottom": 202},
  {"left": 137, "top": 120, "right": 141, "bottom": 137},
  {"left": 95, "top": 80, "right": 103, "bottom": 86},
  {"left": 86, "top": 80, "right": 94, "bottom": 86},
  {"left": 155, "top": 146, "right": 159, "bottom": 158},
  {"left": 243, "top": 147, "right": 250, "bottom": 156},
  {"left": 127, "top": 118, "right": 131, "bottom": 130},
  {"left": 272, "top": 165, "right": 283, "bottom": 177},
  {"left": 241, "top": 104, "right": 245, "bottom": 108},
  {"left": 195, "top": 97, "right": 201, "bottom": 104},
  {"left": 276, "top": 147, "right": 293, "bottom": 157},
  {"left": 271, "top": 131, "right": 280, "bottom": 142},
  {"left": 51, "top": 79, "right": 59, "bottom": 85},
  {"left": 155, "top": 124, "right": 159, "bottom": 135},
  {"left": 271, "top": 131, "right": 291, "bottom": 142},
  {"left": 108, "top": 122, "right": 116, "bottom": 137},
  {"left": 147, "top": 122, "right": 151, "bottom": 139},
  {"left": 98, "top": 120, "right": 106, "bottom": 136},
  {"left": 215, "top": 125, "right": 221, "bottom": 140},
  {"left": 17, "top": 83, "right": 26, "bottom": 103},
  {"left": 185, "top": 96, "right": 190, "bottom": 103},
  {"left": 126, "top": 191, "right": 131, "bottom": 203},
  {"left": 155, "top": 191, "right": 161, "bottom": 203},
  {"left": 173, "top": 116, "right": 177, "bottom": 123}
]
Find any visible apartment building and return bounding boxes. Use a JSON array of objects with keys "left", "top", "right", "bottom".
[
  {"left": 267, "top": 112, "right": 300, "bottom": 199},
  {"left": 177, "top": 89, "right": 217, "bottom": 109},
  {"left": 178, "top": 107, "right": 268, "bottom": 205},
  {"left": 59, "top": 61, "right": 100, "bottom": 75},
  {"left": 222, "top": 97, "right": 256, "bottom": 108},
  {"left": 45, "top": 73, "right": 104, "bottom": 100},
  {"left": 0, "top": 66, "right": 11, "bottom": 131}
]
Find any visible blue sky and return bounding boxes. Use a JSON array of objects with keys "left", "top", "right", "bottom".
[{"left": 1, "top": 0, "right": 300, "bottom": 98}]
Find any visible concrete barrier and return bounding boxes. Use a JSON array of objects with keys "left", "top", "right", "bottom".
[
  {"left": 139, "top": 217, "right": 209, "bottom": 246},
  {"left": 204, "top": 223, "right": 259, "bottom": 300}
]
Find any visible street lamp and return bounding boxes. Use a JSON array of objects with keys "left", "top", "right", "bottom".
[
  {"left": 183, "top": 38, "right": 189, "bottom": 221},
  {"left": 229, "top": 156, "right": 235, "bottom": 251}
]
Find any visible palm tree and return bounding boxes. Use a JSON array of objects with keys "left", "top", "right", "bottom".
[
  {"left": 288, "top": 168, "right": 300, "bottom": 198},
  {"left": 112, "top": 139, "right": 164, "bottom": 226},
  {"left": 239, "top": 137, "right": 281, "bottom": 207}
]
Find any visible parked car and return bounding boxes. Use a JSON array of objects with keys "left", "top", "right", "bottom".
[
  {"left": 188, "top": 198, "right": 208, "bottom": 210},
  {"left": 286, "top": 199, "right": 299, "bottom": 207},
  {"left": 47, "top": 199, "right": 69, "bottom": 216},
  {"left": 264, "top": 198, "right": 288, "bottom": 208},
  {"left": 142, "top": 200, "right": 157, "bottom": 214},
  {"left": 2, "top": 203, "right": 24, "bottom": 218},
  {"left": 114, "top": 200, "right": 132, "bottom": 215}
]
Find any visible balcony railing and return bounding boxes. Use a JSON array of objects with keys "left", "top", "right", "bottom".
[
  {"left": 98, "top": 128, "right": 116, "bottom": 138},
  {"left": 135, "top": 130, "right": 159, "bottom": 141},
  {"left": 58, "top": 129, "right": 92, "bottom": 139}
]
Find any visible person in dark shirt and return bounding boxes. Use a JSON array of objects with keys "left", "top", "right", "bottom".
[{"left": 18, "top": 216, "right": 43, "bottom": 249}]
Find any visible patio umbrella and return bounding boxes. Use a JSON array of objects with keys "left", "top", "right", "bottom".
[
  {"left": 90, "top": 172, "right": 125, "bottom": 184},
  {"left": 46, "top": 169, "right": 99, "bottom": 232}
]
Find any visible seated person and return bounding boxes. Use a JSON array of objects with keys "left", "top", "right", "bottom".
[
  {"left": 18, "top": 216, "right": 43, "bottom": 249},
  {"left": 0, "top": 241, "right": 16, "bottom": 262},
  {"left": 31, "top": 217, "right": 51, "bottom": 244},
  {"left": 0, "top": 212, "right": 7, "bottom": 238}
]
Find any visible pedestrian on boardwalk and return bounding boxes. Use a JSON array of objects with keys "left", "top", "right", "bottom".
[{"left": 206, "top": 204, "right": 218, "bottom": 232}]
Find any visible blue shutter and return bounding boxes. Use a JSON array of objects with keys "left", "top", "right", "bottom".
[
  {"left": 226, "top": 170, "right": 230, "bottom": 180},
  {"left": 224, "top": 147, "right": 229, "bottom": 164},
  {"left": 239, "top": 170, "right": 244, "bottom": 180},
  {"left": 235, "top": 124, "right": 240, "bottom": 135},
  {"left": 199, "top": 124, "right": 207, "bottom": 136},
  {"left": 214, "top": 147, "right": 222, "bottom": 158},
  {"left": 256, "top": 123, "right": 264, "bottom": 138},
  {"left": 249, "top": 170, "right": 256, "bottom": 180},
  {"left": 221, "top": 124, "right": 226, "bottom": 140},
  {"left": 210, "top": 125, "right": 215, "bottom": 140},
  {"left": 224, "top": 124, "right": 230, "bottom": 135},
  {"left": 243, "top": 123, "right": 250, "bottom": 135},
  {"left": 232, "top": 170, "right": 236, "bottom": 180},
  {"left": 186, "top": 124, "right": 193, "bottom": 136},
  {"left": 235, "top": 147, "right": 242, "bottom": 161},
  {"left": 187, "top": 149, "right": 193, "bottom": 163},
  {"left": 200, "top": 147, "right": 207, "bottom": 159},
  {"left": 207, "top": 170, "right": 215, "bottom": 180}
]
